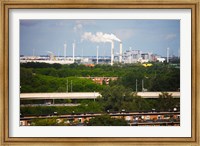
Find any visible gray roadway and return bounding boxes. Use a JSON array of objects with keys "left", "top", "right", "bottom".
[{"left": 20, "top": 92, "right": 180, "bottom": 100}]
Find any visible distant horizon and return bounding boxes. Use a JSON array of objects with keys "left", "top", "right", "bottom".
[
  {"left": 20, "top": 19, "right": 180, "bottom": 57},
  {"left": 20, "top": 54, "right": 179, "bottom": 58}
]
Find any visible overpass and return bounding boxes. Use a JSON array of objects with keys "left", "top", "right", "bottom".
[
  {"left": 20, "top": 92, "right": 101, "bottom": 100},
  {"left": 20, "top": 92, "right": 180, "bottom": 100},
  {"left": 137, "top": 92, "right": 180, "bottom": 98}
]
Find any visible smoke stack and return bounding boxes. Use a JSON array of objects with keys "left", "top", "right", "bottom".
[
  {"left": 72, "top": 42, "right": 75, "bottom": 63},
  {"left": 119, "top": 42, "right": 122, "bottom": 63},
  {"left": 167, "top": 47, "right": 169, "bottom": 63},
  {"left": 111, "top": 41, "right": 114, "bottom": 66},
  {"left": 64, "top": 43, "right": 67, "bottom": 61},
  {"left": 96, "top": 46, "right": 99, "bottom": 64}
]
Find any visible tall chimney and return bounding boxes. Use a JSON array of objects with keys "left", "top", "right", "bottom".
[
  {"left": 64, "top": 43, "right": 67, "bottom": 61},
  {"left": 111, "top": 41, "right": 114, "bottom": 66},
  {"left": 72, "top": 42, "right": 75, "bottom": 63},
  {"left": 96, "top": 46, "right": 99, "bottom": 64},
  {"left": 167, "top": 47, "right": 169, "bottom": 63},
  {"left": 119, "top": 42, "right": 122, "bottom": 63}
]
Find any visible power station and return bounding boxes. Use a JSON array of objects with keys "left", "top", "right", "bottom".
[{"left": 20, "top": 32, "right": 176, "bottom": 65}]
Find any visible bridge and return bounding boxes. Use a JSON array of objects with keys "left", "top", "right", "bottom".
[
  {"left": 20, "top": 92, "right": 101, "bottom": 100},
  {"left": 20, "top": 92, "right": 180, "bottom": 100},
  {"left": 137, "top": 92, "right": 180, "bottom": 98}
]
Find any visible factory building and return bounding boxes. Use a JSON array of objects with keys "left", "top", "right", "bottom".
[
  {"left": 123, "top": 50, "right": 142, "bottom": 63},
  {"left": 20, "top": 40, "right": 167, "bottom": 65},
  {"left": 122, "top": 49, "right": 166, "bottom": 64},
  {"left": 141, "top": 53, "right": 152, "bottom": 62}
]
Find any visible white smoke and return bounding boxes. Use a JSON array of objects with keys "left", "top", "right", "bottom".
[{"left": 82, "top": 32, "right": 121, "bottom": 43}]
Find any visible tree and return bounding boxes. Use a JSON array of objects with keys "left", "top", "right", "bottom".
[
  {"left": 86, "top": 115, "right": 128, "bottom": 126},
  {"left": 100, "top": 85, "right": 139, "bottom": 112},
  {"left": 156, "top": 92, "right": 178, "bottom": 111}
]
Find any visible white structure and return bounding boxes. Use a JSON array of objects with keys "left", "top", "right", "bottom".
[
  {"left": 20, "top": 59, "right": 74, "bottom": 64},
  {"left": 81, "top": 58, "right": 89, "bottom": 63},
  {"left": 167, "top": 47, "right": 169, "bottom": 63},
  {"left": 64, "top": 43, "right": 67, "bottom": 61},
  {"left": 123, "top": 50, "right": 142, "bottom": 63},
  {"left": 157, "top": 57, "right": 165, "bottom": 62},
  {"left": 47, "top": 51, "right": 54, "bottom": 61},
  {"left": 20, "top": 92, "right": 180, "bottom": 100},
  {"left": 111, "top": 41, "right": 114, "bottom": 65},
  {"left": 141, "top": 52, "right": 153, "bottom": 62},
  {"left": 119, "top": 42, "right": 123, "bottom": 63},
  {"left": 20, "top": 92, "right": 101, "bottom": 100},
  {"left": 96, "top": 46, "right": 99, "bottom": 64},
  {"left": 72, "top": 42, "right": 75, "bottom": 63}
]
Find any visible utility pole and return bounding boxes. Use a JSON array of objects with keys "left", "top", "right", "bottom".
[
  {"left": 71, "top": 80, "right": 73, "bottom": 92},
  {"left": 136, "top": 79, "right": 138, "bottom": 92},
  {"left": 64, "top": 43, "right": 67, "bottom": 61},
  {"left": 94, "top": 91, "right": 96, "bottom": 102},
  {"left": 66, "top": 79, "right": 68, "bottom": 93},
  {"left": 142, "top": 79, "right": 144, "bottom": 92}
]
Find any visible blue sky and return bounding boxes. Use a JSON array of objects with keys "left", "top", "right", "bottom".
[{"left": 20, "top": 19, "right": 180, "bottom": 57}]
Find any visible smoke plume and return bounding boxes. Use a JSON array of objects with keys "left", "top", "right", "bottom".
[{"left": 82, "top": 32, "right": 121, "bottom": 43}]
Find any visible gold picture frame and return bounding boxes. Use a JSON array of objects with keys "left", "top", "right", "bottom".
[{"left": 0, "top": 0, "right": 199, "bottom": 145}]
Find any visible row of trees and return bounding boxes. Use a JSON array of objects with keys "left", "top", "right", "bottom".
[
  {"left": 20, "top": 62, "right": 180, "bottom": 92},
  {"left": 98, "top": 85, "right": 179, "bottom": 112},
  {"left": 120, "top": 67, "right": 180, "bottom": 91}
]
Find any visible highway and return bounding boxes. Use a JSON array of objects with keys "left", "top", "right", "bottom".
[
  {"left": 137, "top": 92, "right": 180, "bottom": 98},
  {"left": 20, "top": 92, "right": 180, "bottom": 100},
  {"left": 20, "top": 92, "right": 101, "bottom": 100},
  {"left": 20, "top": 111, "right": 180, "bottom": 120}
]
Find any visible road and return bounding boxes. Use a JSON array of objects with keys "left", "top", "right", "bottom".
[{"left": 20, "top": 92, "right": 180, "bottom": 100}]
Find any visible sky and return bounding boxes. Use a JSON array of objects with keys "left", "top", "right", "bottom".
[{"left": 20, "top": 19, "right": 180, "bottom": 57}]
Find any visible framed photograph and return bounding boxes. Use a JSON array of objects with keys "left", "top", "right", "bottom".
[{"left": 1, "top": 0, "right": 199, "bottom": 145}]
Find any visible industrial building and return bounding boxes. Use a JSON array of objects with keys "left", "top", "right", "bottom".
[
  {"left": 123, "top": 50, "right": 142, "bottom": 63},
  {"left": 121, "top": 49, "right": 166, "bottom": 64},
  {"left": 20, "top": 41, "right": 167, "bottom": 65}
]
